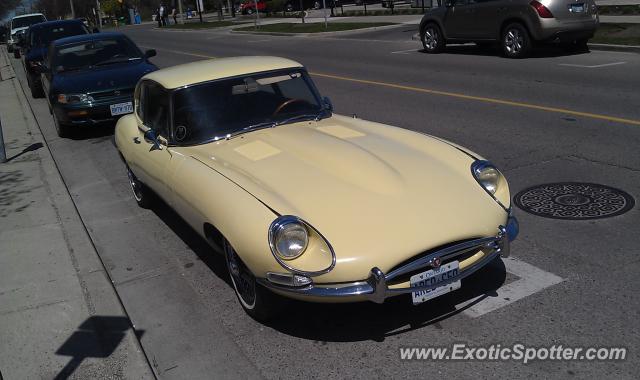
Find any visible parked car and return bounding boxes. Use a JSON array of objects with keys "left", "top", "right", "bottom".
[
  {"left": 419, "top": 0, "right": 599, "bottom": 58},
  {"left": 7, "top": 13, "right": 46, "bottom": 57},
  {"left": 114, "top": 56, "right": 519, "bottom": 320},
  {"left": 20, "top": 19, "right": 91, "bottom": 98},
  {"left": 37, "top": 32, "right": 157, "bottom": 137},
  {"left": 240, "top": 0, "right": 267, "bottom": 14}
]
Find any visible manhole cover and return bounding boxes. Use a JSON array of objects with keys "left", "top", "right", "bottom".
[{"left": 514, "top": 183, "right": 635, "bottom": 220}]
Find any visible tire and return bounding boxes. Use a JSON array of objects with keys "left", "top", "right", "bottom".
[
  {"left": 421, "top": 23, "right": 445, "bottom": 54},
  {"left": 246, "top": 8, "right": 253, "bottom": 14},
  {"left": 53, "top": 111, "right": 71, "bottom": 138},
  {"left": 224, "top": 239, "right": 280, "bottom": 321},
  {"left": 126, "top": 166, "right": 154, "bottom": 208},
  {"left": 501, "top": 23, "right": 531, "bottom": 58},
  {"left": 29, "top": 73, "right": 44, "bottom": 98}
]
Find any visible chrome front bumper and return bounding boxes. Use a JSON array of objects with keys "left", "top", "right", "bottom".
[{"left": 258, "top": 216, "right": 519, "bottom": 303}]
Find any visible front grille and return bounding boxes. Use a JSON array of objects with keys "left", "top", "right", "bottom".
[
  {"left": 386, "top": 238, "right": 486, "bottom": 285},
  {"left": 90, "top": 88, "right": 133, "bottom": 100}
]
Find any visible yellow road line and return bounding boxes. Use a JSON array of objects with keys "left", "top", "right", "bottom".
[
  {"left": 145, "top": 47, "right": 640, "bottom": 127},
  {"left": 310, "top": 72, "right": 640, "bottom": 127}
]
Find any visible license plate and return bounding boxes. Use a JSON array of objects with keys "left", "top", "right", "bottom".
[
  {"left": 570, "top": 3, "right": 584, "bottom": 13},
  {"left": 110, "top": 102, "right": 133, "bottom": 116},
  {"left": 410, "top": 261, "right": 461, "bottom": 305}
]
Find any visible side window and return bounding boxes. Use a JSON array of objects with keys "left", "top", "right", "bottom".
[{"left": 142, "top": 82, "right": 170, "bottom": 138}]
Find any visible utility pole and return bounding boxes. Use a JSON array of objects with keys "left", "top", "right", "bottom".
[
  {"left": 178, "top": 0, "right": 184, "bottom": 24},
  {"left": 69, "top": 0, "right": 75, "bottom": 18},
  {"left": 0, "top": 116, "right": 6, "bottom": 163},
  {"left": 322, "top": 0, "right": 327, "bottom": 29},
  {"left": 96, "top": 0, "right": 102, "bottom": 28}
]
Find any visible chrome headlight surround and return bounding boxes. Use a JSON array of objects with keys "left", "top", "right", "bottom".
[
  {"left": 471, "top": 160, "right": 510, "bottom": 211},
  {"left": 268, "top": 215, "right": 336, "bottom": 277},
  {"left": 57, "top": 93, "right": 94, "bottom": 104}
]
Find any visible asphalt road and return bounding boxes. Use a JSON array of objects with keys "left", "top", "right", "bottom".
[{"left": 12, "top": 23, "right": 640, "bottom": 379}]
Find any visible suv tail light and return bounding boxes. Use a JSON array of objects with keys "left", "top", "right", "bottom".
[{"left": 530, "top": 0, "right": 554, "bottom": 18}]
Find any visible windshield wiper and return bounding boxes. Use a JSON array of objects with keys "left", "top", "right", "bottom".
[
  {"left": 225, "top": 121, "right": 276, "bottom": 140},
  {"left": 274, "top": 112, "right": 323, "bottom": 127},
  {"left": 222, "top": 111, "right": 326, "bottom": 140},
  {"left": 94, "top": 57, "right": 140, "bottom": 66}
]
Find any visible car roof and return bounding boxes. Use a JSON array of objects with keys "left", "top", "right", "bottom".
[
  {"left": 29, "top": 19, "right": 84, "bottom": 32},
  {"left": 12, "top": 13, "right": 45, "bottom": 20},
  {"left": 143, "top": 56, "right": 304, "bottom": 90},
  {"left": 52, "top": 32, "right": 127, "bottom": 47}
]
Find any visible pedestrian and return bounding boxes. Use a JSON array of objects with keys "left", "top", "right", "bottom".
[
  {"left": 159, "top": 4, "right": 166, "bottom": 26},
  {"left": 156, "top": 7, "right": 162, "bottom": 27},
  {"left": 172, "top": 7, "right": 177, "bottom": 25}
]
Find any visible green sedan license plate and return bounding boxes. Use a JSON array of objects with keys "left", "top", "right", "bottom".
[
  {"left": 410, "top": 261, "right": 461, "bottom": 305},
  {"left": 110, "top": 102, "right": 133, "bottom": 116}
]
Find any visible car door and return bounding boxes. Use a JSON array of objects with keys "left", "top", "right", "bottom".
[
  {"left": 129, "top": 80, "right": 174, "bottom": 204},
  {"left": 468, "top": 0, "right": 503, "bottom": 40},
  {"left": 442, "top": 0, "right": 477, "bottom": 39}
]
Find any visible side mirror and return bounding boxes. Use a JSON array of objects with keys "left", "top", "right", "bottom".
[
  {"left": 92, "top": 27, "right": 100, "bottom": 33},
  {"left": 144, "top": 49, "right": 157, "bottom": 59},
  {"left": 322, "top": 96, "right": 333, "bottom": 112},
  {"left": 144, "top": 129, "right": 162, "bottom": 151}
]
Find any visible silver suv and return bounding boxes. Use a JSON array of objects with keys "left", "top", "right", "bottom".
[{"left": 419, "top": 0, "right": 599, "bottom": 58}]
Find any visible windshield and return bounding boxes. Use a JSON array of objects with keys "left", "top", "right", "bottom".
[
  {"left": 52, "top": 37, "right": 143, "bottom": 73},
  {"left": 12, "top": 15, "right": 45, "bottom": 30},
  {"left": 33, "top": 24, "right": 89, "bottom": 48},
  {"left": 172, "top": 69, "right": 324, "bottom": 145}
]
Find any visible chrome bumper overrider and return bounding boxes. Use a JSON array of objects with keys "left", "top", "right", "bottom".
[{"left": 258, "top": 216, "right": 519, "bottom": 303}]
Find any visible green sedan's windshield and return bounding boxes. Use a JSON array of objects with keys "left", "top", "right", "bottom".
[{"left": 171, "top": 69, "right": 325, "bottom": 145}]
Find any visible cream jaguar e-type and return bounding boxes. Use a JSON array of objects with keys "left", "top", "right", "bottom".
[{"left": 115, "top": 56, "right": 518, "bottom": 320}]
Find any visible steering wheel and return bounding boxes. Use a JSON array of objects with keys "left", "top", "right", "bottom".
[{"left": 272, "top": 98, "right": 309, "bottom": 116}]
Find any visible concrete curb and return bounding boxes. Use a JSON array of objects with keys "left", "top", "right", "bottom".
[
  {"left": 2, "top": 46, "right": 156, "bottom": 379},
  {"left": 588, "top": 42, "right": 640, "bottom": 53},
  {"left": 229, "top": 22, "right": 403, "bottom": 37}
]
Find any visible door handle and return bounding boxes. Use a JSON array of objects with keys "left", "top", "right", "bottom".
[{"left": 133, "top": 137, "right": 141, "bottom": 144}]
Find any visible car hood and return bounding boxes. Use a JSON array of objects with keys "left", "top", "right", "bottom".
[
  {"left": 52, "top": 61, "right": 156, "bottom": 94},
  {"left": 186, "top": 114, "right": 508, "bottom": 281}
]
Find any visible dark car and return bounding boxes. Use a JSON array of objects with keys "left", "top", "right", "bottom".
[
  {"left": 419, "top": 0, "right": 599, "bottom": 58},
  {"left": 21, "top": 19, "right": 90, "bottom": 98},
  {"left": 38, "top": 32, "right": 158, "bottom": 137}
]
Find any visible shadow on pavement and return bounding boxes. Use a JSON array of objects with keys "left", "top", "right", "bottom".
[
  {"left": 263, "top": 258, "right": 506, "bottom": 342},
  {"left": 5, "top": 142, "right": 43, "bottom": 163},
  {"left": 54, "top": 316, "right": 144, "bottom": 380},
  {"left": 420, "top": 44, "right": 590, "bottom": 58},
  {"left": 66, "top": 124, "right": 115, "bottom": 141}
]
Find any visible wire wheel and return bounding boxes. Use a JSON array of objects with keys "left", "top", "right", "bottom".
[{"left": 225, "top": 241, "right": 257, "bottom": 310}]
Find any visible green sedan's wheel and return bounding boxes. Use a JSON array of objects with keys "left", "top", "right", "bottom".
[
  {"left": 224, "top": 239, "right": 279, "bottom": 321},
  {"left": 422, "top": 23, "right": 445, "bottom": 54},
  {"left": 127, "top": 166, "right": 153, "bottom": 208},
  {"left": 52, "top": 111, "right": 70, "bottom": 138}
]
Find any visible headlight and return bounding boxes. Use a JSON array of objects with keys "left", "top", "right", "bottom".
[
  {"left": 57, "top": 94, "right": 94, "bottom": 104},
  {"left": 270, "top": 216, "right": 309, "bottom": 260},
  {"left": 471, "top": 160, "right": 510, "bottom": 210},
  {"left": 268, "top": 215, "right": 336, "bottom": 276}
]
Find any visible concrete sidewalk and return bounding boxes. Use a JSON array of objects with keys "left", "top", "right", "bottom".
[{"left": 0, "top": 46, "right": 155, "bottom": 379}]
